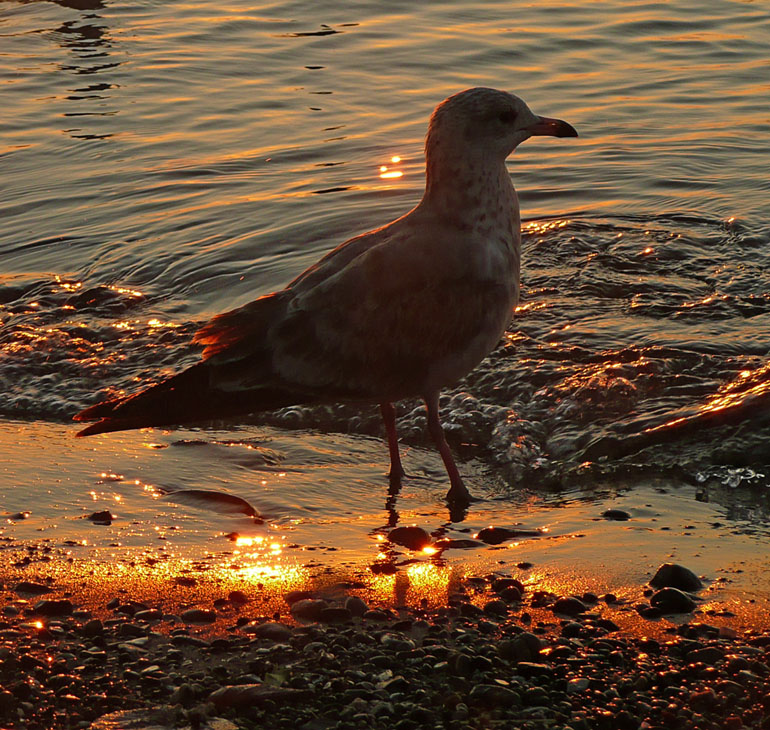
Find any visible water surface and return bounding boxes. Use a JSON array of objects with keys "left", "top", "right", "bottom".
[{"left": 2, "top": 0, "right": 770, "bottom": 613}]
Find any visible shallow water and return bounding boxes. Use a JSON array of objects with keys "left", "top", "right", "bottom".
[{"left": 2, "top": 0, "right": 770, "bottom": 614}]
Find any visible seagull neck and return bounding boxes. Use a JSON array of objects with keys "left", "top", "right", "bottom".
[{"left": 423, "top": 155, "right": 517, "bottom": 231}]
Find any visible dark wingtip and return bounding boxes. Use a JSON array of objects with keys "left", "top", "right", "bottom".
[{"left": 75, "top": 421, "right": 108, "bottom": 437}]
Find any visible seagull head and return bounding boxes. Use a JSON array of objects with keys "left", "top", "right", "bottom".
[{"left": 426, "top": 87, "right": 578, "bottom": 161}]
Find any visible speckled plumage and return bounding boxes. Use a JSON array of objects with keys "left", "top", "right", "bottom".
[{"left": 75, "top": 88, "right": 577, "bottom": 507}]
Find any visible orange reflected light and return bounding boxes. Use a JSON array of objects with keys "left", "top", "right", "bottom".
[{"left": 379, "top": 155, "right": 404, "bottom": 180}]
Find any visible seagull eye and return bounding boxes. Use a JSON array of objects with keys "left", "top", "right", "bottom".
[{"left": 498, "top": 110, "right": 517, "bottom": 124}]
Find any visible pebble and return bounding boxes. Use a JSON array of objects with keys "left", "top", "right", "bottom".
[
  {"left": 344, "top": 595, "right": 368, "bottom": 617},
  {"left": 290, "top": 598, "right": 327, "bottom": 622},
  {"left": 180, "top": 608, "right": 216, "bottom": 623},
  {"left": 14, "top": 581, "right": 53, "bottom": 595},
  {"left": 244, "top": 621, "right": 293, "bottom": 642},
  {"left": 552, "top": 597, "right": 588, "bottom": 616},
  {"left": 602, "top": 509, "right": 631, "bottom": 521},
  {"left": 33, "top": 599, "right": 74, "bottom": 616}
]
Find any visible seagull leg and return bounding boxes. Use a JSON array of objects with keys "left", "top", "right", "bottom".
[
  {"left": 380, "top": 402, "right": 405, "bottom": 490},
  {"left": 424, "top": 392, "right": 473, "bottom": 506}
]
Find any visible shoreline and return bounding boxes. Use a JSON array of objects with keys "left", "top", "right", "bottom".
[{"left": 2, "top": 554, "right": 770, "bottom": 730}]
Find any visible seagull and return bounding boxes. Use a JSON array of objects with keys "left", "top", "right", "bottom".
[{"left": 74, "top": 87, "right": 577, "bottom": 507}]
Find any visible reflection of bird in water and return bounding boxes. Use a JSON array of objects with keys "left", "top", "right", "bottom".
[{"left": 75, "top": 87, "right": 577, "bottom": 508}]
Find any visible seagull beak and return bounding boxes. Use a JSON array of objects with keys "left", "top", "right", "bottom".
[{"left": 526, "top": 115, "right": 578, "bottom": 138}]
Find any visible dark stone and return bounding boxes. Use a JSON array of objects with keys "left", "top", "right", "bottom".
[
  {"left": 87, "top": 510, "right": 114, "bottom": 525},
  {"left": 514, "top": 662, "right": 553, "bottom": 678},
  {"left": 602, "top": 509, "right": 631, "bottom": 521},
  {"left": 650, "top": 563, "right": 703, "bottom": 592},
  {"left": 209, "top": 684, "right": 312, "bottom": 710},
  {"left": 382, "top": 675, "right": 410, "bottom": 694},
  {"left": 319, "top": 607, "right": 352, "bottom": 624},
  {"left": 134, "top": 609, "right": 162, "bottom": 621},
  {"left": 344, "top": 596, "right": 368, "bottom": 617},
  {"left": 246, "top": 621, "right": 293, "bottom": 642},
  {"left": 284, "top": 590, "right": 313, "bottom": 605},
  {"left": 650, "top": 587, "right": 697, "bottom": 614},
  {"left": 180, "top": 608, "right": 216, "bottom": 623},
  {"left": 33, "top": 599, "right": 73, "bottom": 616},
  {"left": 228, "top": 590, "right": 249, "bottom": 605},
  {"left": 552, "top": 597, "right": 587, "bottom": 616},
  {"left": 482, "top": 599, "right": 508, "bottom": 616},
  {"left": 290, "top": 599, "right": 327, "bottom": 622},
  {"left": 81, "top": 618, "right": 103, "bottom": 637},
  {"left": 387, "top": 526, "right": 431, "bottom": 551},
  {"left": 498, "top": 632, "right": 542, "bottom": 663},
  {"left": 13, "top": 581, "right": 52, "bottom": 596},
  {"left": 475, "top": 527, "right": 517, "bottom": 545},
  {"left": 687, "top": 647, "right": 725, "bottom": 665}
]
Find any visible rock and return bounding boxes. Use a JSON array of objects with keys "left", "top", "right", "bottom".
[
  {"left": 381, "top": 675, "right": 410, "bottom": 693},
  {"left": 90, "top": 707, "right": 238, "bottom": 729},
  {"left": 228, "top": 590, "right": 249, "bottom": 605},
  {"left": 475, "top": 527, "right": 517, "bottom": 545},
  {"left": 387, "top": 526, "right": 431, "bottom": 550},
  {"left": 14, "top": 581, "right": 52, "bottom": 595},
  {"left": 498, "top": 632, "right": 542, "bottom": 663},
  {"left": 81, "top": 618, "right": 104, "bottom": 637},
  {"left": 650, "top": 587, "right": 696, "bottom": 614},
  {"left": 468, "top": 684, "right": 521, "bottom": 708},
  {"left": 650, "top": 563, "right": 703, "bottom": 591},
  {"left": 245, "top": 621, "right": 293, "bottom": 642},
  {"left": 87, "top": 510, "right": 114, "bottom": 525},
  {"left": 209, "top": 684, "right": 312, "bottom": 710},
  {"left": 686, "top": 647, "right": 725, "bottom": 665},
  {"left": 174, "top": 576, "right": 198, "bottom": 587},
  {"left": 602, "top": 509, "right": 631, "bottom": 521},
  {"left": 482, "top": 599, "right": 508, "bottom": 616},
  {"left": 499, "top": 586, "right": 523, "bottom": 602},
  {"left": 515, "top": 662, "right": 553, "bottom": 678},
  {"left": 380, "top": 633, "right": 415, "bottom": 652},
  {"left": 180, "top": 608, "right": 216, "bottom": 623},
  {"left": 491, "top": 578, "right": 525, "bottom": 594},
  {"left": 320, "top": 606, "right": 352, "bottom": 624},
  {"left": 134, "top": 609, "right": 163, "bottom": 621},
  {"left": 552, "top": 597, "right": 587, "bottom": 616},
  {"left": 284, "top": 590, "right": 313, "bottom": 605},
  {"left": 567, "top": 678, "right": 590, "bottom": 694},
  {"left": 33, "top": 599, "right": 74, "bottom": 616},
  {"left": 290, "top": 598, "right": 327, "bottom": 622},
  {"left": 344, "top": 595, "right": 368, "bottom": 617}
]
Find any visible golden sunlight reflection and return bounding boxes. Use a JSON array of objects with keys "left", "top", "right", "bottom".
[
  {"left": 645, "top": 360, "right": 770, "bottom": 434},
  {"left": 369, "top": 561, "right": 453, "bottom": 607},
  {"left": 524, "top": 219, "right": 570, "bottom": 235},
  {"left": 379, "top": 154, "right": 404, "bottom": 179}
]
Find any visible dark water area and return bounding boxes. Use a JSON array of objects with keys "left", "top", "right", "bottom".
[{"left": 2, "top": 0, "right": 770, "bottom": 588}]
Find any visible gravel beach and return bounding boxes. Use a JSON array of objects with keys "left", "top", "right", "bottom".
[{"left": 2, "top": 565, "right": 770, "bottom": 730}]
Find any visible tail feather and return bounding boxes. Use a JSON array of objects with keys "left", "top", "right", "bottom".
[{"left": 74, "top": 361, "right": 315, "bottom": 437}]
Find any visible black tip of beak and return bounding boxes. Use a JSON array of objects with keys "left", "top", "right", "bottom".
[{"left": 528, "top": 116, "right": 578, "bottom": 138}]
